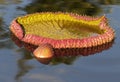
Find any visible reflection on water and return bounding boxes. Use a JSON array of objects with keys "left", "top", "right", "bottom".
[
  {"left": 23, "top": 0, "right": 101, "bottom": 16},
  {"left": 15, "top": 49, "right": 33, "bottom": 81},
  {"left": 0, "top": 0, "right": 120, "bottom": 82},
  {"left": 0, "top": 0, "right": 21, "bottom": 4},
  {"left": 23, "top": 0, "right": 120, "bottom": 15}
]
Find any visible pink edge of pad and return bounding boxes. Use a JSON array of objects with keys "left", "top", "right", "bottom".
[{"left": 10, "top": 20, "right": 24, "bottom": 40}]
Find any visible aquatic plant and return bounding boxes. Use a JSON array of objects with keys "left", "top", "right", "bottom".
[{"left": 10, "top": 12, "right": 115, "bottom": 59}]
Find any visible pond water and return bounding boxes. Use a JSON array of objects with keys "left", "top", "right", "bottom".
[{"left": 0, "top": 0, "right": 120, "bottom": 82}]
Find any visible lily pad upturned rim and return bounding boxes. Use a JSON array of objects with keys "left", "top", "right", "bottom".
[{"left": 10, "top": 12, "right": 115, "bottom": 48}]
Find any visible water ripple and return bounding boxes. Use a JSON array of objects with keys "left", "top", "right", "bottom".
[{"left": 0, "top": 30, "right": 10, "bottom": 42}]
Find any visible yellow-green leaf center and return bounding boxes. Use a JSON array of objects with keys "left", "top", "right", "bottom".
[{"left": 17, "top": 13, "right": 104, "bottom": 39}]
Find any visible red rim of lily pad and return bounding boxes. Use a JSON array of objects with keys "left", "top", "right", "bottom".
[{"left": 10, "top": 12, "right": 115, "bottom": 49}]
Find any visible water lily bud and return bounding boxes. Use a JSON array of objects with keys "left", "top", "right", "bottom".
[{"left": 33, "top": 43, "right": 54, "bottom": 59}]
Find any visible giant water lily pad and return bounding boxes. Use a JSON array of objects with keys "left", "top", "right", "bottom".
[
  {"left": 10, "top": 12, "right": 115, "bottom": 48},
  {"left": 10, "top": 12, "right": 115, "bottom": 59}
]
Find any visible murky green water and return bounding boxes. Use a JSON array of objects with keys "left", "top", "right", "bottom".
[{"left": 0, "top": 0, "right": 120, "bottom": 82}]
